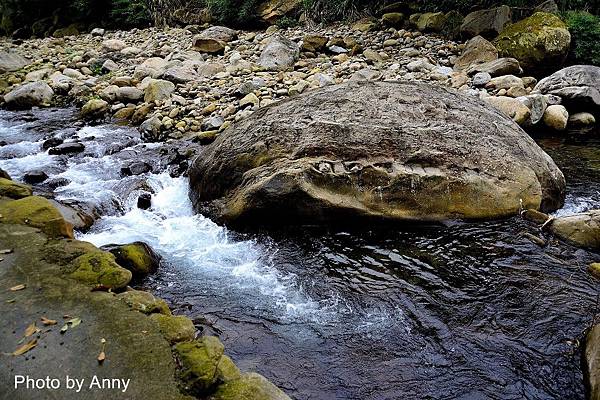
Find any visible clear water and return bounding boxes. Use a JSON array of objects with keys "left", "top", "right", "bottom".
[{"left": 1, "top": 108, "right": 599, "bottom": 400}]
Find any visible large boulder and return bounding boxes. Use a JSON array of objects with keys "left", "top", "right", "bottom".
[
  {"left": 0, "top": 177, "right": 32, "bottom": 199},
  {"left": 198, "top": 25, "right": 237, "bottom": 42},
  {"left": 493, "top": 12, "right": 571, "bottom": 75},
  {"left": 417, "top": 12, "right": 447, "bottom": 33},
  {"left": 192, "top": 26, "right": 237, "bottom": 54},
  {"left": 466, "top": 58, "right": 522, "bottom": 76},
  {"left": 549, "top": 210, "right": 600, "bottom": 249},
  {"left": 460, "top": 5, "right": 512, "bottom": 39},
  {"left": 101, "top": 241, "right": 160, "bottom": 278},
  {"left": 453, "top": 36, "right": 498, "bottom": 72},
  {"left": 188, "top": 81, "right": 565, "bottom": 226},
  {"left": 258, "top": 35, "right": 299, "bottom": 71},
  {"left": 533, "top": 65, "right": 600, "bottom": 110},
  {"left": 258, "top": 0, "right": 302, "bottom": 24},
  {"left": 3, "top": 81, "right": 53, "bottom": 109},
  {"left": 0, "top": 196, "right": 74, "bottom": 238},
  {"left": 484, "top": 96, "right": 531, "bottom": 126},
  {"left": 0, "top": 51, "right": 29, "bottom": 73},
  {"left": 144, "top": 79, "right": 175, "bottom": 103}
]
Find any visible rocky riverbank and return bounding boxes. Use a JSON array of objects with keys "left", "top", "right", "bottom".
[
  {"left": 2, "top": 4, "right": 600, "bottom": 399},
  {"left": 0, "top": 174, "right": 291, "bottom": 399},
  {"left": 0, "top": 7, "right": 594, "bottom": 144}
]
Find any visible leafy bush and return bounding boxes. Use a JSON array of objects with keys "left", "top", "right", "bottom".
[
  {"left": 205, "top": 0, "right": 259, "bottom": 26},
  {"left": 563, "top": 11, "right": 600, "bottom": 65},
  {"left": 110, "top": 0, "right": 151, "bottom": 27},
  {"left": 303, "top": 0, "right": 381, "bottom": 22}
]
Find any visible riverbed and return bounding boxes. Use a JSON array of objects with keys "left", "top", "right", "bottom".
[{"left": 1, "top": 108, "right": 598, "bottom": 400}]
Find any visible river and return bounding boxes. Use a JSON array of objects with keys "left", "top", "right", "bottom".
[{"left": 1, "top": 108, "right": 598, "bottom": 400}]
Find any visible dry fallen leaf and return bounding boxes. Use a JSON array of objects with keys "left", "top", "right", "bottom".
[
  {"left": 5, "top": 298, "right": 15, "bottom": 304},
  {"left": 40, "top": 317, "right": 57, "bottom": 326},
  {"left": 9, "top": 284, "right": 26, "bottom": 291},
  {"left": 24, "top": 322, "right": 40, "bottom": 338},
  {"left": 12, "top": 339, "right": 37, "bottom": 356},
  {"left": 60, "top": 317, "right": 82, "bottom": 334},
  {"left": 97, "top": 338, "right": 107, "bottom": 364},
  {"left": 0, "top": 249, "right": 12, "bottom": 254}
]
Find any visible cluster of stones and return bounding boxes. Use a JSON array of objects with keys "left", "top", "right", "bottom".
[
  {"left": 0, "top": 0, "right": 591, "bottom": 144},
  {"left": 0, "top": 19, "right": 464, "bottom": 143}
]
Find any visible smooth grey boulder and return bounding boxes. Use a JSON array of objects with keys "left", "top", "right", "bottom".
[
  {"left": 258, "top": 35, "right": 299, "bottom": 71},
  {"left": 549, "top": 210, "right": 600, "bottom": 249},
  {"left": 3, "top": 81, "right": 53, "bottom": 109},
  {"left": 534, "top": 65, "right": 600, "bottom": 109},
  {"left": 189, "top": 81, "right": 565, "bottom": 226},
  {"left": 0, "top": 51, "right": 29, "bottom": 73},
  {"left": 466, "top": 58, "right": 522, "bottom": 77},
  {"left": 460, "top": 5, "right": 512, "bottom": 39}
]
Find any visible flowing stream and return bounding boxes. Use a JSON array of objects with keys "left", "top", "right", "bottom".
[{"left": 1, "top": 108, "right": 600, "bottom": 400}]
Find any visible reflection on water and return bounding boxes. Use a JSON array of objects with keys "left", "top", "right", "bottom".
[{"left": 0, "top": 109, "right": 599, "bottom": 400}]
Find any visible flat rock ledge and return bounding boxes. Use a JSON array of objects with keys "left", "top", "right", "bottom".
[{"left": 189, "top": 80, "right": 566, "bottom": 226}]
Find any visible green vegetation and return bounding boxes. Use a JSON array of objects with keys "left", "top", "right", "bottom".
[
  {"left": 563, "top": 11, "right": 600, "bottom": 65},
  {"left": 110, "top": 0, "right": 151, "bottom": 26},
  {"left": 205, "top": 0, "right": 260, "bottom": 26}
]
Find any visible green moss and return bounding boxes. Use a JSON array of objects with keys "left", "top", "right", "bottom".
[
  {"left": 69, "top": 251, "right": 132, "bottom": 289},
  {"left": 175, "top": 336, "right": 225, "bottom": 395},
  {"left": 212, "top": 372, "right": 291, "bottom": 400},
  {"left": 216, "top": 355, "right": 242, "bottom": 383},
  {"left": 104, "top": 242, "right": 159, "bottom": 277},
  {"left": 0, "top": 195, "right": 73, "bottom": 238},
  {"left": 118, "top": 290, "right": 171, "bottom": 315},
  {"left": 0, "top": 177, "right": 32, "bottom": 199},
  {"left": 42, "top": 239, "right": 99, "bottom": 265},
  {"left": 493, "top": 12, "right": 570, "bottom": 72},
  {"left": 150, "top": 314, "right": 196, "bottom": 344},
  {"left": 589, "top": 263, "right": 600, "bottom": 279}
]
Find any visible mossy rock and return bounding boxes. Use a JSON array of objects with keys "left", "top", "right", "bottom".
[
  {"left": 150, "top": 314, "right": 196, "bottom": 343},
  {"left": 352, "top": 17, "right": 379, "bottom": 32},
  {"left": 0, "top": 177, "right": 32, "bottom": 199},
  {"left": 549, "top": 210, "right": 600, "bottom": 250},
  {"left": 381, "top": 12, "right": 404, "bottom": 28},
  {"left": 211, "top": 372, "right": 291, "bottom": 400},
  {"left": 417, "top": 12, "right": 447, "bottom": 33},
  {"left": 102, "top": 241, "right": 160, "bottom": 277},
  {"left": 53, "top": 24, "right": 79, "bottom": 38},
  {"left": 117, "top": 289, "right": 171, "bottom": 315},
  {"left": 493, "top": 12, "right": 571, "bottom": 74},
  {"left": 589, "top": 263, "right": 600, "bottom": 279},
  {"left": 216, "top": 355, "right": 242, "bottom": 383},
  {"left": 0, "top": 195, "right": 73, "bottom": 238},
  {"left": 0, "top": 168, "right": 11, "bottom": 179},
  {"left": 69, "top": 251, "right": 132, "bottom": 290},
  {"left": 175, "top": 336, "right": 225, "bottom": 395},
  {"left": 42, "top": 238, "right": 99, "bottom": 265}
]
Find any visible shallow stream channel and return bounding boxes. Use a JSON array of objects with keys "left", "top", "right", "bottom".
[{"left": 1, "top": 108, "right": 599, "bottom": 400}]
